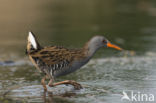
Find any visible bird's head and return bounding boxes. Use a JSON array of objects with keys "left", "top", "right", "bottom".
[{"left": 88, "top": 35, "right": 122, "bottom": 51}]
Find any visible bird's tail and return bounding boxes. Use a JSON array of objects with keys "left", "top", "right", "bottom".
[{"left": 26, "top": 31, "right": 41, "bottom": 54}]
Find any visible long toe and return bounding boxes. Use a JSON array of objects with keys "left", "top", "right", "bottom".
[{"left": 71, "top": 81, "right": 83, "bottom": 90}]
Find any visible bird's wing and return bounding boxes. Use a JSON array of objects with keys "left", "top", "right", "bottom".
[
  {"left": 29, "top": 46, "right": 85, "bottom": 77},
  {"left": 31, "top": 46, "right": 74, "bottom": 66}
]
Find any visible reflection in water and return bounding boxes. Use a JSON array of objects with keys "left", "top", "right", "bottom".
[
  {"left": 0, "top": 88, "right": 76, "bottom": 103},
  {"left": 43, "top": 91, "right": 76, "bottom": 103},
  {"left": 45, "top": 92, "right": 53, "bottom": 103}
]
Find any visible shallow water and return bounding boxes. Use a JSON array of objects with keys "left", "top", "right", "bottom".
[
  {"left": 0, "top": 0, "right": 156, "bottom": 103},
  {"left": 1, "top": 53, "right": 156, "bottom": 103}
]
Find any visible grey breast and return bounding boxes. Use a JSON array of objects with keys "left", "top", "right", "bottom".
[{"left": 53, "top": 57, "right": 91, "bottom": 78}]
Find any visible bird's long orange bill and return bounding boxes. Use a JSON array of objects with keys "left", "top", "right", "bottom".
[{"left": 107, "top": 42, "right": 122, "bottom": 50}]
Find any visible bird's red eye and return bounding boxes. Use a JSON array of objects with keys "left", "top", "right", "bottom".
[{"left": 102, "top": 40, "right": 107, "bottom": 44}]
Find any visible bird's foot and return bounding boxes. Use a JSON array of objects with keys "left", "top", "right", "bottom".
[
  {"left": 41, "top": 76, "right": 48, "bottom": 92},
  {"left": 43, "top": 87, "right": 47, "bottom": 92},
  {"left": 67, "top": 80, "right": 83, "bottom": 90}
]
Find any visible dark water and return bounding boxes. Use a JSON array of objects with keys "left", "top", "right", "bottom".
[{"left": 0, "top": 0, "right": 156, "bottom": 103}]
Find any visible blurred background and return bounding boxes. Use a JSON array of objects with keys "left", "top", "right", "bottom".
[
  {"left": 0, "top": 0, "right": 156, "bottom": 103},
  {"left": 0, "top": 0, "right": 156, "bottom": 57}
]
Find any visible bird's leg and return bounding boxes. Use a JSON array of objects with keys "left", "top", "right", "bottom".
[
  {"left": 50, "top": 80, "right": 83, "bottom": 90},
  {"left": 48, "top": 79, "right": 53, "bottom": 87},
  {"left": 41, "top": 76, "right": 47, "bottom": 91}
]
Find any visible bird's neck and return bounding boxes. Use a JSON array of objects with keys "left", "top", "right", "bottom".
[{"left": 83, "top": 42, "right": 100, "bottom": 58}]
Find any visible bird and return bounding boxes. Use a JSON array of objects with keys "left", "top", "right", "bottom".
[{"left": 26, "top": 31, "right": 122, "bottom": 91}]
